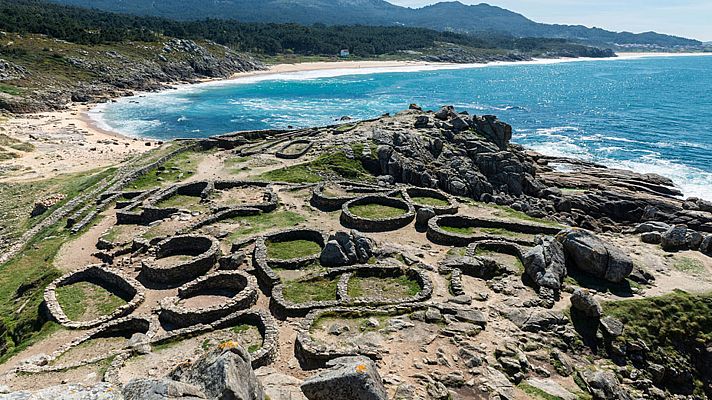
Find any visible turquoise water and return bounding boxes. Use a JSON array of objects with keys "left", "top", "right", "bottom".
[{"left": 93, "top": 55, "right": 712, "bottom": 200}]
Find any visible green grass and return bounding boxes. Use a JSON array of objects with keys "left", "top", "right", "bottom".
[
  {"left": 349, "top": 204, "right": 406, "bottom": 219},
  {"left": 282, "top": 277, "right": 338, "bottom": 304},
  {"left": 266, "top": 239, "right": 322, "bottom": 260},
  {"left": 155, "top": 194, "right": 209, "bottom": 212},
  {"left": 257, "top": 145, "right": 373, "bottom": 183},
  {"left": 334, "top": 124, "right": 357, "bottom": 133},
  {"left": 477, "top": 202, "right": 563, "bottom": 227},
  {"left": 410, "top": 196, "right": 449, "bottom": 207},
  {"left": 227, "top": 211, "right": 306, "bottom": 241},
  {"left": 603, "top": 290, "right": 712, "bottom": 396},
  {"left": 347, "top": 275, "right": 421, "bottom": 299},
  {"left": 129, "top": 150, "right": 202, "bottom": 190},
  {"left": 0, "top": 83, "right": 23, "bottom": 96},
  {"left": 0, "top": 166, "right": 116, "bottom": 363},
  {"left": 518, "top": 382, "right": 564, "bottom": 400},
  {"left": 55, "top": 281, "right": 128, "bottom": 321},
  {"left": 441, "top": 225, "right": 524, "bottom": 238},
  {"left": 0, "top": 134, "right": 34, "bottom": 152},
  {"left": 673, "top": 257, "right": 706, "bottom": 275}
]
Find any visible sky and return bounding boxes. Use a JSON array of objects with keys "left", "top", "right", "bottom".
[{"left": 386, "top": 0, "right": 712, "bottom": 41}]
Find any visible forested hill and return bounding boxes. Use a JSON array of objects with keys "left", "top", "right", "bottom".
[
  {"left": 48, "top": 0, "right": 701, "bottom": 49},
  {"left": 0, "top": 0, "right": 613, "bottom": 113}
]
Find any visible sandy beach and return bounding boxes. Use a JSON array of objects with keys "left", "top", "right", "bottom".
[{"left": 2, "top": 53, "right": 710, "bottom": 183}]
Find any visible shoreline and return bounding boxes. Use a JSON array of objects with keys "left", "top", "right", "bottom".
[{"left": 4, "top": 52, "right": 711, "bottom": 183}]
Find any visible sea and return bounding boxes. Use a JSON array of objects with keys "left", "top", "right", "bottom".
[{"left": 90, "top": 54, "right": 712, "bottom": 200}]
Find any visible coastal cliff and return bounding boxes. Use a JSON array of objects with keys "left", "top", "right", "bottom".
[{"left": 0, "top": 35, "right": 265, "bottom": 114}]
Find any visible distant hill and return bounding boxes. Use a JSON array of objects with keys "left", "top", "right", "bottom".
[{"left": 48, "top": 0, "right": 701, "bottom": 48}]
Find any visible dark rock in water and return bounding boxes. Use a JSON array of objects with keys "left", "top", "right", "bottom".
[
  {"left": 409, "top": 103, "right": 422, "bottom": 111},
  {"left": 580, "top": 369, "right": 632, "bottom": 400},
  {"left": 570, "top": 288, "right": 602, "bottom": 318},
  {"left": 301, "top": 356, "right": 388, "bottom": 400},
  {"left": 523, "top": 235, "right": 567, "bottom": 293},
  {"left": 123, "top": 379, "right": 207, "bottom": 399},
  {"left": 558, "top": 229, "right": 633, "bottom": 283}
]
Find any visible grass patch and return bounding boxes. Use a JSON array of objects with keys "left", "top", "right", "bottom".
[
  {"left": 410, "top": 196, "right": 449, "bottom": 207},
  {"left": 0, "top": 168, "right": 115, "bottom": 363},
  {"left": 603, "top": 290, "right": 712, "bottom": 396},
  {"left": 334, "top": 124, "right": 357, "bottom": 133},
  {"left": 266, "top": 239, "right": 322, "bottom": 260},
  {"left": 477, "top": 202, "right": 563, "bottom": 227},
  {"left": 257, "top": 145, "right": 373, "bottom": 183},
  {"left": 129, "top": 150, "right": 201, "bottom": 190},
  {"left": 227, "top": 211, "right": 306, "bottom": 241},
  {"left": 155, "top": 194, "right": 209, "bottom": 212},
  {"left": 282, "top": 277, "right": 338, "bottom": 304},
  {"left": 55, "top": 281, "right": 128, "bottom": 321},
  {"left": 673, "top": 257, "right": 706, "bottom": 275},
  {"left": 349, "top": 204, "right": 406, "bottom": 219},
  {"left": 518, "top": 382, "right": 564, "bottom": 400},
  {"left": 347, "top": 275, "right": 421, "bottom": 299},
  {"left": 0, "top": 83, "right": 23, "bottom": 96},
  {"left": 441, "top": 225, "right": 525, "bottom": 238}
]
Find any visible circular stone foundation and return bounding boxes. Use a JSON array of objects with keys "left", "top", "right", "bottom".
[
  {"left": 427, "top": 214, "right": 562, "bottom": 246},
  {"left": 403, "top": 187, "right": 458, "bottom": 215},
  {"left": 141, "top": 235, "right": 221, "bottom": 285},
  {"left": 341, "top": 195, "right": 415, "bottom": 232},
  {"left": 159, "top": 271, "right": 258, "bottom": 328},
  {"left": 44, "top": 265, "right": 145, "bottom": 329}
]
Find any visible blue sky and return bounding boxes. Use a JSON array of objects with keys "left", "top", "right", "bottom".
[{"left": 386, "top": 0, "right": 712, "bottom": 41}]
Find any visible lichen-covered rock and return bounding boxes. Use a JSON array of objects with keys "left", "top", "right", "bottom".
[
  {"left": 415, "top": 207, "right": 436, "bottom": 228},
  {"left": 580, "top": 370, "right": 632, "bottom": 400},
  {"left": 570, "top": 289, "right": 602, "bottom": 318},
  {"left": 558, "top": 229, "right": 633, "bottom": 283},
  {"left": 701, "top": 235, "right": 712, "bottom": 257},
  {"left": 301, "top": 356, "right": 387, "bottom": 400},
  {"left": 170, "top": 345, "right": 264, "bottom": 400},
  {"left": 523, "top": 235, "right": 567, "bottom": 290},
  {"left": 123, "top": 379, "right": 207, "bottom": 399},
  {"left": 640, "top": 231, "right": 661, "bottom": 244},
  {"left": 320, "top": 240, "right": 350, "bottom": 267},
  {"left": 661, "top": 225, "right": 689, "bottom": 251},
  {"left": 6, "top": 383, "right": 123, "bottom": 400}
]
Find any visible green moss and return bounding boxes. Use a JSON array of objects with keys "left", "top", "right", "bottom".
[
  {"left": 347, "top": 275, "right": 421, "bottom": 299},
  {"left": 257, "top": 146, "right": 373, "bottom": 183},
  {"left": 410, "top": 196, "right": 449, "bottom": 207},
  {"left": 55, "top": 281, "right": 128, "bottom": 321},
  {"left": 440, "top": 225, "right": 524, "bottom": 238},
  {"left": 672, "top": 257, "right": 705, "bottom": 275},
  {"left": 518, "top": 382, "right": 564, "bottom": 400},
  {"left": 227, "top": 211, "right": 306, "bottom": 241},
  {"left": 129, "top": 150, "right": 202, "bottom": 189},
  {"left": 231, "top": 324, "right": 252, "bottom": 334},
  {"left": 282, "top": 277, "right": 338, "bottom": 304},
  {"left": 349, "top": 204, "right": 406, "bottom": 219},
  {"left": 155, "top": 194, "right": 209, "bottom": 212},
  {"left": 477, "top": 203, "right": 563, "bottom": 227},
  {"left": 334, "top": 124, "right": 357, "bottom": 133},
  {"left": 266, "top": 239, "right": 322, "bottom": 260},
  {"left": 0, "top": 83, "right": 23, "bottom": 96},
  {"left": 603, "top": 290, "right": 712, "bottom": 396}
]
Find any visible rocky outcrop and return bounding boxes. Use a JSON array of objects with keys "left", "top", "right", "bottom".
[
  {"left": 523, "top": 235, "right": 567, "bottom": 292},
  {"left": 300, "top": 356, "right": 387, "bottom": 400},
  {"left": 579, "top": 370, "right": 632, "bottom": 400},
  {"left": 319, "top": 230, "right": 374, "bottom": 267},
  {"left": 570, "top": 289, "right": 602, "bottom": 318},
  {"left": 123, "top": 344, "right": 265, "bottom": 400},
  {"left": 2, "top": 39, "right": 265, "bottom": 113},
  {"left": 558, "top": 229, "right": 633, "bottom": 283}
]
